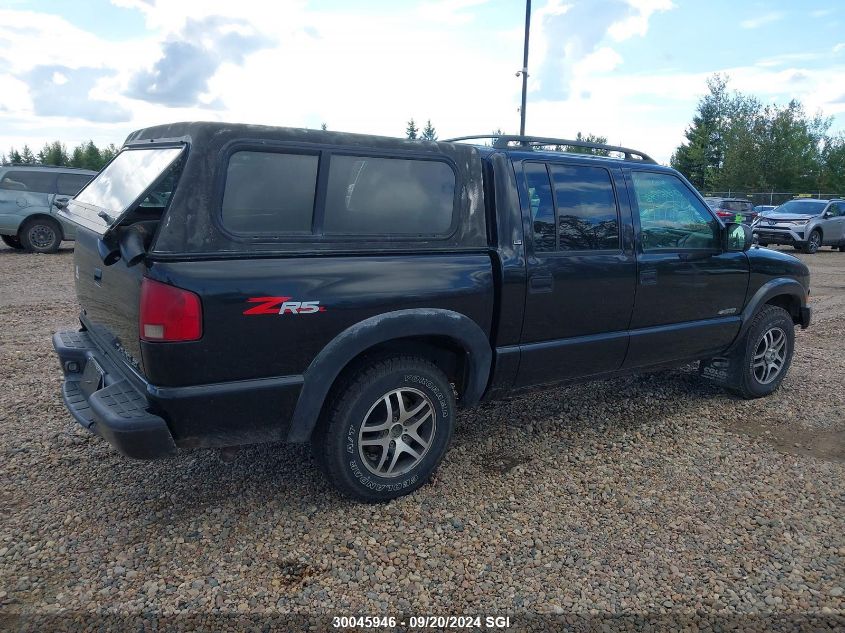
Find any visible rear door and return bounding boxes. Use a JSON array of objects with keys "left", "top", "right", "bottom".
[
  {"left": 515, "top": 160, "right": 636, "bottom": 386},
  {"left": 623, "top": 170, "right": 748, "bottom": 367}
]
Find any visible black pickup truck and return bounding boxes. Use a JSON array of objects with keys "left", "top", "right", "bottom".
[{"left": 53, "top": 123, "right": 811, "bottom": 501}]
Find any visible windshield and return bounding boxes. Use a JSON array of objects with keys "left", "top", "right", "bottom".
[
  {"left": 64, "top": 147, "right": 183, "bottom": 233},
  {"left": 771, "top": 200, "right": 826, "bottom": 216}
]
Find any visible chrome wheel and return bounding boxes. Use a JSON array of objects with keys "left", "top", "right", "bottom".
[
  {"left": 27, "top": 223, "right": 56, "bottom": 250},
  {"left": 808, "top": 231, "right": 821, "bottom": 252},
  {"left": 752, "top": 327, "right": 787, "bottom": 384},
  {"left": 358, "top": 387, "right": 436, "bottom": 478}
]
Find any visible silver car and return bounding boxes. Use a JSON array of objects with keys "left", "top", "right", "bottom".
[
  {"left": 0, "top": 165, "right": 96, "bottom": 252},
  {"left": 752, "top": 198, "right": 845, "bottom": 254}
]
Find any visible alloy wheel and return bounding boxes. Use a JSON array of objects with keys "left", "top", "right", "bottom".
[
  {"left": 752, "top": 327, "right": 787, "bottom": 384},
  {"left": 357, "top": 387, "right": 436, "bottom": 478}
]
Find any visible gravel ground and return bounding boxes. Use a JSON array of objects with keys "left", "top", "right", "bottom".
[{"left": 0, "top": 242, "right": 843, "bottom": 632}]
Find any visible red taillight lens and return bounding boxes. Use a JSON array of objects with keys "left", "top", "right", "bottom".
[
  {"left": 716, "top": 210, "right": 733, "bottom": 218},
  {"left": 139, "top": 278, "right": 202, "bottom": 342}
]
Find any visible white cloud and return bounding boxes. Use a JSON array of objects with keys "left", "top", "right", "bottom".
[
  {"left": 740, "top": 11, "right": 784, "bottom": 30},
  {"left": 834, "top": 43, "right": 845, "bottom": 54},
  {"left": 811, "top": 8, "right": 835, "bottom": 18}
]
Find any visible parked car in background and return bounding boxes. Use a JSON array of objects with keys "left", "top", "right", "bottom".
[
  {"left": 0, "top": 165, "right": 96, "bottom": 252},
  {"left": 753, "top": 204, "right": 776, "bottom": 215},
  {"left": 752, "top": 198, "right": 845, "bottom": 253},
  {"left": 704, "top": 197, "right": 757, "bottom": 223}
]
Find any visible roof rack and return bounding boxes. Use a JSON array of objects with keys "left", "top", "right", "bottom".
[{"left": 443, "top": 135, "right": 657, "bottom": 164}]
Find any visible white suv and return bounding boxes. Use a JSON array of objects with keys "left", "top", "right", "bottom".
[{"left": 752, "top": 198, "right": 845, "bottom": 253}]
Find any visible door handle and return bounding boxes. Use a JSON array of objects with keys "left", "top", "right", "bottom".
[
  {"left": 639, "top": 268, "right": 657, "bottom": 286},
  {"left": 529, "top": 274, "right": 553, "bottom": 293}
]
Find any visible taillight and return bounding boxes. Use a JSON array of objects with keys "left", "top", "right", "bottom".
[
  {"left": 716, "top": 210, "right": 733, "bottom": 218},
  {"left": 139, "top": 278, "right": 202, "bottom": 342}
]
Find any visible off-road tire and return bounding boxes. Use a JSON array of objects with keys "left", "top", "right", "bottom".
[
  {"left": 20, "top": 217, "right": 62, "bottom": 253},
  {"left": 312, "top": 355, "right": 455, "bottom": 502},
  {"left": 1, "top": 234, "right": 23, "bottom": 249},
  {"left": 727, "top": 305, "right": 794, "bottom": 399},
  {"left": 802, "top": 230, "right": 821, "bottom": 254}
]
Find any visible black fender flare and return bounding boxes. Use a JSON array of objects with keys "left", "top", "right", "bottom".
[
  {"left": 726, "top": 278, "right": 807, "bottom": 353},
  {"left": 286, "top": 309, "right": 492, "bottom": 442}
]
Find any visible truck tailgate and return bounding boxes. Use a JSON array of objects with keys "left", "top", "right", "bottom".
[{"left": 73, "top": 225, "right": 146, "bottom": 376}]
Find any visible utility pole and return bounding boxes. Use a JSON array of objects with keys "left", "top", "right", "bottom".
[{"left": 517, "top": 0, "right": 532, "bottom": 136}]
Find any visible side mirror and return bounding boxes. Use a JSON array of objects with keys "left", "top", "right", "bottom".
[
  {"left": 725, "top": 222, "right": 752, "bottom": 252},
  {"left": 823, "top": 210, "right": 833, "bottom": 218},
  {"left": 53, "top": 197, "right": 69, "bottom": 210}
]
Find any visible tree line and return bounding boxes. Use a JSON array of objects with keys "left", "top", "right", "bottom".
[
  {"left": 671, "top": 74, "right": 844, "bottom": 194},
  {"left": 1, "top": 140, "right": 119, "bottom": 172}
]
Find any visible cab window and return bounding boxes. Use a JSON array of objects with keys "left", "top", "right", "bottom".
[{"left": 631, "top": 171, "right": 719, "bottom": 251}]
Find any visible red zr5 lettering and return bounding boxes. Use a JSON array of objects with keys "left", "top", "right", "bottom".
[{"left": 243, "top": 297, "right": 325, "bottom": 315}]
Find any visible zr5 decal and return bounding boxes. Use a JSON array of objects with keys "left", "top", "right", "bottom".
[{"left": 244, "top": 296, "right": 325, "bottom": 315}]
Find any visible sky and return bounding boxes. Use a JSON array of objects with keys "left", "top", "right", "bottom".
[{"left": 1, "top": 0, "right": 844, "bottom": 164}]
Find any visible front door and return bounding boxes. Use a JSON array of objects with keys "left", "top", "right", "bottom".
[
  {"left": 821, "top": 202, "right": 845, "bottom": 246},
  {"left": 515, "top": 160, "right": 637, "bottom": 387},
  {"left": 623, "top": 170, "right": 749, "bottom": 368}
]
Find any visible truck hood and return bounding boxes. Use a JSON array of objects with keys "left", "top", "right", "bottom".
[
  {"left": 747, "top": 245, "right": 811, "bottom": 292},
  {"left": 759, "top": 211, "right": 819, "bottom": 222}
]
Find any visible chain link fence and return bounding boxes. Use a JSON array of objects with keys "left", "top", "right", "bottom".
[{"left": 703, "top": 191, "right": 845, "bottom": 206}]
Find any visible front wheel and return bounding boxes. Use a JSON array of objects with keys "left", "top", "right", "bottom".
[
  {"left": 728, "top": 305, "right": 794, "bottom": 399},
  {"left": 1, "top": 234, "right": 23, "bottom": 249},
  {"left": 312, "top": 356, "right": 455, "bottom": 502},
  {"left": 802, "top": 230, "right": 821, "bottom": 254}
]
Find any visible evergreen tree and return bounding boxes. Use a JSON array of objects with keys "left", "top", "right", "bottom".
[
  {"left": 83, "top": 141, "right": 102, "bottom": 170},
  {"left": 100, "top": 143, "right": 118, "bottom": 167},
  {"left": 38, "top": 141, "right": 69, "bottom": 166},
  {"left": 320, "top": 122, "right": 327, "bottom": 131},
  {"left": 421, "top": 120, "right": 437, "bottom": 141},
  {"left": 405, "top": 118, "right": 419, "bottom": 140},
  {"left": 20, "top": 145, "right": 35, "bottom": 164},
  {"left": 670, "top": 74, "right": 729, "bottom": 190},
  {"left": 70, "top": 144, "right": 86, "bottom": 168},
  {"left": 9, "top": 148, "right": 22, "bottom": 164}
]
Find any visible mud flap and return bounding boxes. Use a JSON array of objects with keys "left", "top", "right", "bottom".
[{"left": 699, "top": 355, "right": 742, "bottom": 387}]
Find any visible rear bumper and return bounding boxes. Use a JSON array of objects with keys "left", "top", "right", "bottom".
[
  {"left": 54, "top": 331, "right": 177, "bottom": 459},
  {"left": 53, "top": 329, "right": 304, "bottom": 457}
]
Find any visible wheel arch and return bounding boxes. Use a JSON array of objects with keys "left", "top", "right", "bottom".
[
  {"left": 286, "top": 309, "right": 492, "bottom": 442},
  {"left": 726, "top": 278, "right": 807, "bottom": 354},
  {"left": 20, "top": 212, "right": 65, "bottom": 240}
]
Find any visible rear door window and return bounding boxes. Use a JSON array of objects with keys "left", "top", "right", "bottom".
[
  {"left": 324, "top": 155, "right": 455, "bottom": 235},
  {"left": 56, "top": 173, "right": 93, "bottom": 196},
  {"left": 549, "top": 164, "right": 619, "bottom": 251},
  {"left": 0, "top": 171, "right": 56, "bottom": 193},
  {"left": 524, "top": 162, "right": 556, "bottom": 252},
  {"left": 221, "top": 151, "right": 318, "bottom": 234}
]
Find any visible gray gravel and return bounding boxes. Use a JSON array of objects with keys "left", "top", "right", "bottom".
[{"left": 0, "top": 243, "right": 843, "bottom": 631}]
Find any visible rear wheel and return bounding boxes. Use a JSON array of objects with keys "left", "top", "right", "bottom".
[
  {"left": 727, "top": 305, "right": 794, "bottom": 399},
  {"left": 312, "top": 355, "right": 455, "bottom": 502},
  {"left": 1, "top": 234, "right": 23, "bottom": 249},
  {"left": 802, "top": 229, "right": 821, "bottom": 254},
  {"left": 20, "top": 217, "right": 62, "bottom": 253}
]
